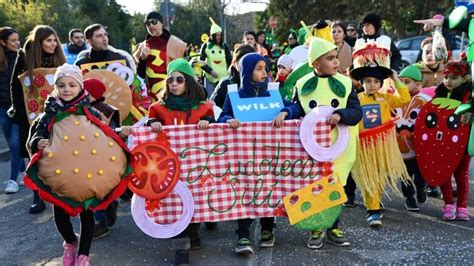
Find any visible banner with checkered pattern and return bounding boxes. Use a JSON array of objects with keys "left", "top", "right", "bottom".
[{"left": 131, "top": 120, "right": 332, "bottom": 223}]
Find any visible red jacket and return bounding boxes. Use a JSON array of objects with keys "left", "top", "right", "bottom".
[{"left": 148, "top": 100, "right": 215, "bottom": 125}]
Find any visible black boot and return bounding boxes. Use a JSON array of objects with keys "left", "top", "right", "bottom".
[
  {"left": 204, "top": 222, "right": 217, "bottom": 230},
  {"left": 427, "top": 186, "right": 440, "bottom": 197},
  {"left": 29, "top": 191, "right": 46, "bottom": 214},
  {"left": 172, "top": 237, "right": 190, "bottom": 266},
  {"left": 106, "top": 200, "right": 119, "bottom": 227}
]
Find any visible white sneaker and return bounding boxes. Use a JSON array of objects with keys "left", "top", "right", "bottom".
[{"left": 5, "top": 180, "right": 19, "bottom": 193}]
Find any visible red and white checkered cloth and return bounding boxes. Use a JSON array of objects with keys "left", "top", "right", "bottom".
[{"left": 131, "top": 120, "right": 332, "bottom": 223}]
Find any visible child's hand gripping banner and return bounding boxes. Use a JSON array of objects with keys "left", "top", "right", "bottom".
[{"left": 130, "top": 120, "right": 335, "bottom": 238}]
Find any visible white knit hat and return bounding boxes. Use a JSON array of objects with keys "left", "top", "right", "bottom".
[
  {"left": 277, "top": 54, "right": 294, "bottom": 70},
  {"left": 54, "top": 63, "right": 83, "bottom": 88}
]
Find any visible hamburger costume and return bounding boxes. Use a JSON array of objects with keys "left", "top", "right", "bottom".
[{"left": 24, "top": 64, "right": 132, "bottom": 216}]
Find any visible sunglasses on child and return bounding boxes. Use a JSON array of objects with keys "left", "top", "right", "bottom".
[
  {"left": 145, "top": 19, "right": 159, "bottom": 26},
  {"left": 347, "top": 28, "right": 356, "bottom": 32},
  {"left": 166, "top": 76, "right": 185, "bottom": 85}
]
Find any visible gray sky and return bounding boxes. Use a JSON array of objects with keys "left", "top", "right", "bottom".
[{"left": 116, "top": 0, "right": 268, "bottom": 15}]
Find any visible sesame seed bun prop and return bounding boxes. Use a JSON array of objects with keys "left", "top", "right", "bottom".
[{"left": 24, "top": 105, "right": 133, "bottom": 216}]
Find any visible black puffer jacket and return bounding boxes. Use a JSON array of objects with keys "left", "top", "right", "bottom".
[
  {"left": 75, "top": 48, "right": 131, "bottom": 68},
  {"left": 210, "top": 66, "right": 240, "bottom": 108},
  {"left": 0, "top": 50, "right": 17, "bottom": 107}
]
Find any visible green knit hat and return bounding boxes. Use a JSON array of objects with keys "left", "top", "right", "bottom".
[
  {"left": 297, "top": 27, "right": 307, "bottom": 45},
  {"left": 308, "top": 37, "right": 337, "bottom": 66},
  {"left": 167, "top": 58, "right": 196, "bottom": 79},
  {"left": 209, "top": 17, "right": 222, "bottom": 35},
  {"left": 399, "top": 64, "right": 422, "bottom": 82}
]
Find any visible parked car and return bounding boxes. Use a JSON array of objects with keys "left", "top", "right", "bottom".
[{"left": 396, "top": 35, "right": 468, "bottom": 69}]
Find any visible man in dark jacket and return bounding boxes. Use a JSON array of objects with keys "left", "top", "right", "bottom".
[
  {"left": 63, "top": 29, "right": 88, "bottom": 64},
  {"left": 344, "top": 24, "right": 358, "bottom": 48},
  {"left": 75, "top": 23, "right": 133, "bottom": 241},
  {"left": 75, "top": 24, "right": 135, "bottom": 71},
  {"left": 356, "top": 12, "right": 402, "bottom": 71}
]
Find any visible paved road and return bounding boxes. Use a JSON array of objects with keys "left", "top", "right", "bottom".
[{"left": 0, "top": 159, "right": 473, "bottom": 265}]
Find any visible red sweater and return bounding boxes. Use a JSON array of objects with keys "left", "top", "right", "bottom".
[{"left": 148, "top": 100, "right": 215, "bottom": 125}]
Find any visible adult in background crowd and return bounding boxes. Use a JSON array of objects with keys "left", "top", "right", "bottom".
[
  {"left": 75, "top": 24, "right": 135, "bottom": 72},
  {"left": 75, "top": 23, "right": 135, "bottom": 240},
  {"left": 10, "top": 25, "right": 66, "bottom": 213},
  {"left": 418, "top": 37, "right": 445, "bottom": 88},
  {"left": 199, "top": 18, "right": 232, "bottom": 97},
  {"left": 243, "top": 31, "right": 272, "bottom": 78},
  {"left": 243, "top": 31, "right": 267, "bottom": 57},
  {"left": 257, "top": 30, "right": 275, "bottom": 77},
  {"left": 0, "top": 27, "right": 25, "bottom": 194},
  {"left": 331, "top": 21, "right": 353, "bottom": 74},
  {"left": 62, "top": 29, "right": 87, "bottom": 64},
  {"left": 344, "top": 23, "right": 358, "bottom": 47},
  {"left": 283, "top": 30, "right": 298, "bottom": 55},
  {"left": 356, "top": 12, "right": 402, "bottom": 71},
  {"left": 257, "top": 30, "right": 273, "bottom": 60},
  {"left": 134, "top": 11, "right": 187, "bottom": 100}
]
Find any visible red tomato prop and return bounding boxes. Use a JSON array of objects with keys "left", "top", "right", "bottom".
[
  {"left": 34, "top": 74, "right": 46, "bottom": 87},
  {"left": 413, "top": 98, "right": 470, "bottom": 186},
  {"left": 129, "top": 133, "right": 181, "bottom": 199}
]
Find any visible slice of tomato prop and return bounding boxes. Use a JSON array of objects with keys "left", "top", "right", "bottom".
[{"left": 129, "top": 141, "right": 181, "bottom": 200}]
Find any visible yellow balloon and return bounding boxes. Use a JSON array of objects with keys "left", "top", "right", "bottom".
[{"left": 201, "top": 33, "right": 209, "bottom": 43}]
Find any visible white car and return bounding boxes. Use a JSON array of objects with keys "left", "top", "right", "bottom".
[{"left": 396, "top": 35, "right": 468, "bottom": 69}]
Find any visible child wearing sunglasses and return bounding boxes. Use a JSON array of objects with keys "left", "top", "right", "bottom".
[
  {"left": 146, "top": 58, "right": 214, "bottom": 130},
  {"left": 145, "top": 58, "right": 214, "bottom": 265}
]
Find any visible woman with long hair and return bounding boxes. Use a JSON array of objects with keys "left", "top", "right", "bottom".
[
  {"left": 9, "top": 25, "right": 65, "bottom": 213},
  {"left": 0, "top": 27, "right": 24, "bottom": 194}
]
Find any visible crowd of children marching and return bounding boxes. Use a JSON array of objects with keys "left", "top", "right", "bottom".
[{"left": 0, "top": 9, "right": 472, "bottom": 266}]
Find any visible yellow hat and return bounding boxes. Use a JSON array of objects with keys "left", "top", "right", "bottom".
[
  {"left": 308, "top": 37, "right": 337, "bottom": 65},
  {"left": 209, "top": 17, "right": 222, "bottom": 35},
  {"left": 312, "top": 20, "right": 334, "bottom": 43}
]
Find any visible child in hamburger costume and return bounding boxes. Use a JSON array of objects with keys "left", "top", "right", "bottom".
[
  {"left": 24, "top": 64, "right": 132, "bottom": 265},
  {"left": 83, "top": 77, "right": 129, "bottom": 239},
  {"left": 350, "top": 43, "right": 411, "bottom": 228}
]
